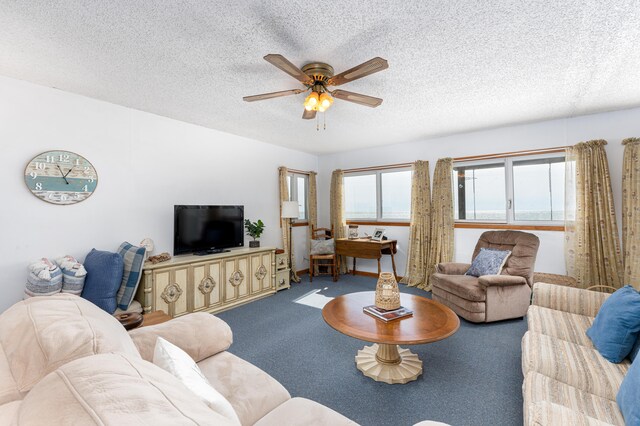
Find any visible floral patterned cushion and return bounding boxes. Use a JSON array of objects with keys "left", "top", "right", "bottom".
[
  {"left": 465, "top": 248, "right": 511, "bottom": 277},
  {"left": 310, "top": 239, "right": 335, "bottom": 255}
]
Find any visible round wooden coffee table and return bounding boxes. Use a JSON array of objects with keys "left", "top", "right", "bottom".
[{"left": 322, "top": 291, "right": 459, "bottom": 384}]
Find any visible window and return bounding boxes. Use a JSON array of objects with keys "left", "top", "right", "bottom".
[
  {"left": 453, "top": 162, "right": 506, "bottom": 221},
  {"left": 344, "top": 169, "right": 412, "bottom": 221},
  {"left": 287, "top": 172, "right": 308, "bottom": 221},
  {"left": 344, "top": 174, "right": 377, "bottom": 219},
  {"left": 512, "top": 157, "right": 565, "bottom": 221},
  {"left": 453, "top": 153, "right": 565, "bottom": 224}
]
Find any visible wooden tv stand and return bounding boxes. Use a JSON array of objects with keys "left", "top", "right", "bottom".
[{"left": 135, "top": 247, "right": 276, "bottom": 318}]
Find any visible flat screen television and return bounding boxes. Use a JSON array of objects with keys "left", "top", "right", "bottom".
[{"left": 174, "top": 205, "right": 244, "bottom": 255}]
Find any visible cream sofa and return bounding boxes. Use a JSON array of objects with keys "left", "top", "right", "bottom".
[
  {"left": 0, "top": 294, "right": 357, "bottom": 425},
  {"left": 522, "top": 283, "right": 627, "bottom": 425}
]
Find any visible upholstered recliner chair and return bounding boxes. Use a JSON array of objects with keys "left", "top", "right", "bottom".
[{"left": 431, "top": 230, "right": 540, "bottom": 323}]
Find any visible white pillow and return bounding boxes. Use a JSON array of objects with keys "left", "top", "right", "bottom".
[{"left": 153, "top": 337, "right": 241, "bottom": 425}]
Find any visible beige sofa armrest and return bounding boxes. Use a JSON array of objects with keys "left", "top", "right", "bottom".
[
  {"left": 531, "top": 282, "right": 609, "bottom": 317},
  {"left": 435, "top": 262, "right": 471, "bottom": 275},
  {"left": 129, "top": 312, "right": 232, "bottom": 362},
  {"left": 478, "top": 275, "right": 527, "bottom": 288}
]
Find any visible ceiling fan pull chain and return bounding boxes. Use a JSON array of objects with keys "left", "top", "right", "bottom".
[
  {"left": 316, "top": 113, "right": 319, "bottom": 131},
  {"left": 324, "top": 112, "right": 326, "bottom": 130}
]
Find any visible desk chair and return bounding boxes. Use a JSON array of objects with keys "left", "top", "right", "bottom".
[{"left": 309, "top": 225, "right": 339, "bottom": 282}]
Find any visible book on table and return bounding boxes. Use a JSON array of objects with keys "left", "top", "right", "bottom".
[{"left": 363, "top": 305, "right": 413, "bottom": 322}]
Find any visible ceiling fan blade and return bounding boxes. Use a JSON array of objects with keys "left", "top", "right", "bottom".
[
  {"left": 327, "top": 57, "right": 388, "bottom": 86},
  {"left": 264, "top": 54, "right": 313, "bottom": 85},
  {"left": 243, "top": 89, "right": 303, "bottom": 102},
  {"left": 332, "top": 90, "right": 383, "bottom": 108},
  {"left": 302, "top": 109, "right": 316, "bottom": 120}
]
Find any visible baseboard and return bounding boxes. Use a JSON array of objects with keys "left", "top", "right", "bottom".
[
  {"left": 350, "top": 270, "right": 404, "bottom": 281},
  {"left": 350, "top": 270, "right": 379, "bottom": 278},
  {"left": 297, "top": 268, "right": 403, "bottom": 281}
]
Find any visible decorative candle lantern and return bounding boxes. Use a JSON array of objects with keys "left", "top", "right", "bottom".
[
  {"left": 375, "top": 272, "right": 401, "bottom": 310},
  {"left": 140, "top": 238, "right": 155, "bottom": 261}
]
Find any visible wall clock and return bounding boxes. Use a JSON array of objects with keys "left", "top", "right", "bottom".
[{"left": 24, "top": 150, "right": 98, "bottom": 205}]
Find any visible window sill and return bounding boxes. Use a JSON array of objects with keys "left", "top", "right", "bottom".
[
  {"left": 291, "top": 221, "right": 309, "bottom": 228},
  {"left": 346, "top": 220, "right": 410, "bottom": 227},
  {"left": 454, "top": 222, "right": 565, "bottom": 231}
]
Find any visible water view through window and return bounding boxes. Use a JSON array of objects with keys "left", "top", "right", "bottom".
[
  {"left": 381, "top": 170, "right": 411, "bottom": 219},
  {"left": 344, "top": 174, "right": 377, "bottom": 218},
  {"left": 513, "top": 158, "right": 565, "bottom": 221},
  {"left": 454, "top": 163, "right": 506, "bottom": 221},
  {"left": 453, "top": 155, "right": 565, "bottom": 222},
  {"left": 344, "top": 170, "right": 412, "bottom": 220}
]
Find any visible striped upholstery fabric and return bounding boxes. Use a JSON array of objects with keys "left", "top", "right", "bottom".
[
  {"left": 116, "top": 242, "right": 146, "bottom": 310},
  {"left": 24, "top": 259, "right": 62, "bottom": 297},
  {"left": 527, "top": 305, "right": 594, "bottom": 348},
  {"left": 527, "top": 401, "right": 618, "bottom": 426},
  {"left": 522, "top": 284, "right": 630, "bottom": 425},
  {"left": 56, "top": 255, "right": 87, "bottom": 296},
  {"left": 522, "top": 331, "right": 630, "bottom": 401},
  {"left": 523, "top": 372, "right": 624, "bottom": 425},
  {"left": 532, "top": 282, "right": 609, "bottom": 317}
]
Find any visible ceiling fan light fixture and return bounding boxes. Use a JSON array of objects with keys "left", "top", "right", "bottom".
[
  {"left": 319, "top": 92, "right": 333, "bottom": 109},
  {"left": 244, "top": 54, "right": 388, "bottom": 126},
  {"left": 304, "top": 92, "right": 319, "bottom": 109}
]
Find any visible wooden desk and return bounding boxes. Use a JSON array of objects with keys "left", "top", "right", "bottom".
[{"left": 335, "top": 238, "right": 398, "bottom": 279}]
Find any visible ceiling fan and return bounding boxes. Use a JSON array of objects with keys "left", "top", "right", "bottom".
[{"left": 243, "top": 54, "right": 389, "bottom": 120}]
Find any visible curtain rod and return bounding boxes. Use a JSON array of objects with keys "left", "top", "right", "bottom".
[
  {"left": 341, "top": 146, "right": 569, "bottom": 173},
  {"left": 283, "top": 168, "right": 314, "bottom": 175},
  {"left": 343, "top": 162, "right": 414, "bottom": 173},
  {"left": 453, "top": 146, "right": 568, "bottom": 162}
]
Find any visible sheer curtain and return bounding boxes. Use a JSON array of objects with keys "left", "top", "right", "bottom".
[
  {"left": 278, "top": 167, "right": 300, "bottom": 283},
  {"left": 330, "top": 170, "right": 348, "bottom": 274},
  {"left": 622, "top": 138, "right": 640, "bottom": 289},
  {"left": 564, "top": 140, "right": 623, "bottom": 289},
  {"left": 400, "top": 161, "right": 431, "bottom": 289},
  {"left": 426, "top": 158, "right": 454, "bottom": 289}
]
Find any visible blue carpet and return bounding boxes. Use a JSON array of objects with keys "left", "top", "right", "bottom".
[{"left": 217, "top": 274, "right": 527, "bottom": 426}]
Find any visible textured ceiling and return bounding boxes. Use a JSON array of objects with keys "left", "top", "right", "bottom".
[{"left": 1, "top": 1, "right": 640, "bottom": 154}]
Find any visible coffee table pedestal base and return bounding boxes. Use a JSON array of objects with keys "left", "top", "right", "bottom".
[{"left": 355, "top": 343, "right": 423, "bottom": 384}]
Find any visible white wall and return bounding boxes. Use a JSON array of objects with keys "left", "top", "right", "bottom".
[
  {"left": 2, "top": 75, "right": 637, "bottom": 313},
  {"left": 317, "top": 108, "right": 640, "bottom": 277},
  {"left": 0, "top": 76, "right": 317, "bottom": 313}
]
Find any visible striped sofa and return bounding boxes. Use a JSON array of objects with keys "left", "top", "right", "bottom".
[{"left": 521, "top": 283, "right": 628, "bottom": 425}]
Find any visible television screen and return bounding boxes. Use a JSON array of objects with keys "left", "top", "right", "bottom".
[{"left": 174, "top": 205, "right": 244, "bottom": 255}]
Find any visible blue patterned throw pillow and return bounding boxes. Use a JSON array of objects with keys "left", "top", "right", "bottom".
[
  {"left": 586, "top": 285, "right": 640, "bottom": 363},
  {"left": 617, "top": 347, "right": 640, "bottom": 424},
  {"left": 82, "top": 249, "right": 124, "bottom": 314},
  {"left": 465, "top": 248, "right": 511, "bottom": 277},
  {"left": 629, "top": 335, "right": 640, "bottom": 362},
  {"left": 116, "top": 242, "right": 146, "bottom": 310}
]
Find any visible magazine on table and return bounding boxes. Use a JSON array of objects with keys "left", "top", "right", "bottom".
[{"left": 363, "top": 305, "right": 413, "bottom": 322}]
